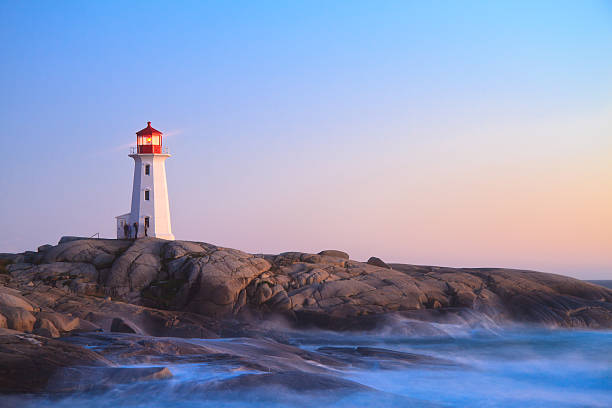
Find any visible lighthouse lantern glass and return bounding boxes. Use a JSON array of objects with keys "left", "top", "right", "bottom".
[{"left": 136, "top": 123, "right": 163, "bottom": 154}]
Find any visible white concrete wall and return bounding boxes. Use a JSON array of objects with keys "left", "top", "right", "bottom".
[
  {"left": 128, "top": 153, "right": 175, "bottom": 240},
  {"left": 116, "top": 214, "right": 130, "bottom": 239}
]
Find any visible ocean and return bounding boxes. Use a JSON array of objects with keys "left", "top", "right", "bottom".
[{"left": 4, "top": 324, "right": 611, "bottom": 408}]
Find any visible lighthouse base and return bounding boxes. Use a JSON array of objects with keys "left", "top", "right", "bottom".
[{"left": 154, "top": 233, "right": 175, "bottom": 241}]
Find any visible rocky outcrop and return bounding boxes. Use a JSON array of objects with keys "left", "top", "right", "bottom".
[
  {"left": 2, "top": 236, "right": 611, "bottom": 401},
  {"left": 1, "top": 237, "right": 611, "bottom": 333},
  {"left": 367, "top": 256, "right": 391, "bottom": 269},
  {"left": 318, "top": 250, "right": 350, "bottom": 259},
  {"left": 0, "top": 333, "right": 112, "bottom": 393}
]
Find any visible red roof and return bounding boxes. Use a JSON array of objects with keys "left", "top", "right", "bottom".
[{"left": 136, "top": 121, "right": 162, "bottom": 136}]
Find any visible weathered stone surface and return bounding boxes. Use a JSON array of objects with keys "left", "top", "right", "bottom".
[
  {"left": 111, "top": 317, "right": 138, "bottom": 333},
  {"left": 36, "top": 311, "right": 80, "bottom": 333},
  {"left": 0, "top": 334, "right": 112, "bottom": 393},
  {"left": 46, "top": 366, "right": 172, "bottom": 392},
  {"left": 0, "top": 306, "right": 36, "bottom": 332},
  {"left": 367, "top": 256, "right": 391, "bottom": 269},
  {"left": 203, "top": 371, "right": 369, "bottom": 392},
  {"left": 34, "top": 318, "right": 60, "bottom": 338},
  {"left": 316, "top": 346, "right": 458, "bottom": 369},
  {"left": 37, "top": 244, "right": 53, "bottom": 253},
  {"left": 162, "top": 240, "right": 215, "bottom": 260},
  {"left": 0, "top": 292, "right": 34, "bottom": 311},
  {"left": 9, "top": 262, "right": 98, "bottom": 288},
  {"left": 3, "top": 238, "right": 612, "bottom": 330},
  {"left": 104, "top": 238, "right": 166, "bottom": 300},
  {"left": 45, "top": 239, "right": 130, "bottom": 265},
  {"left": 18, "top": 284, "right": 219, "bottom": 338},
  {"left": 164, "top": 245, "right": 272, "bottom": 317},
  {"left": 62, "top": 333, "right": 345, "bottom": 373},
  {"left": 318, "top": 250, "right": 350, "bottom": 260}
]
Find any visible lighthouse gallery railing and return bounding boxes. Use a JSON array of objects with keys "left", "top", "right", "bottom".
[{"left": 130, "top": 146, "right": 169, "bottom": 154}]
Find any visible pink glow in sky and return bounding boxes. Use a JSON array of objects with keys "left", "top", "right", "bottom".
[{"left": 1, "top": 1, "right": 611, "bottom": 279}]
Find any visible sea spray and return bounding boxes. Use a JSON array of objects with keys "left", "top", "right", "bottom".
[{"left": 4, "top": 328, "right": 611, "bottom": 408}]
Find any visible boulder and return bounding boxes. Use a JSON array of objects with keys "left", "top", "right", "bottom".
[
  {"left": 37, "top": 244, "right": 53, "bottom": 253},
  {"left": 104, "top": 238, "right": 166, "bottom": 298},
  {"left": 0, "top": 334, "right": 112, "bottom": 393},
  {"left": 0, "top": 307, "right": 36, "bottom": 332},
  {"left": 170, "top": 248, "right": 272, "bottom": 317},
  {"left": 9, "top": 262, "right": 98, "bottom": 286},
  {"left": 45, "top": 239, "right": 131, "bottom": 267},
  {"left": 318, "top": 250, "right": 349, "bottom": 260},
  {"left": 3, "top": 238, "right": 612, "bottom": 331},
  {"left": 162, "top": 240, "right": 214, "bottom": 260},
  {"left": 367, "top": 257, "right": 391, "bottom": 269},
  {"left": 0, "top": 292, "right": 34, "bottom": 312},
  {"left": 34, "top": 318, "right": 60, "bottom": 338},
  {"left": 58, "top": 236, "right": 86, "bottom": 244},
  {"left": 36, "top": 312, "right": 80, "bottom": 332},
  {"left": 110, "top": 317, "right": 138, "bottom": 334}
]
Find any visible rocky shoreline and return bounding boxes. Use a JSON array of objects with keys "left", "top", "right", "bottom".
[{"left": 0, "top": 237, "right": 611, "bottom": 395}]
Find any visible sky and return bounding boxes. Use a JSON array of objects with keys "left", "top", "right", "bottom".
[{"left": 0, "top": 1, "right": 611, "bottom": 279}]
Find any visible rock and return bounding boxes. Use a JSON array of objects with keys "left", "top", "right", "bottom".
[
  {"left": 22, "top": 251, "right": 42, "bottom": 264},
  {"left": 0, "top": 334, "right": 111, "bottom": 393},
  {"left": 74, "top": 319, "right": 103, "bottom": 332},
  {"left": 62, "top": 332, "right": 218, "bottom": 364},
  {"left": 62, "top": 333, "right": 343, "bottom": 374},
  {"left": 316, "top": 346, "right": 458, "bottom": 369},
  {"left": 3, "top": 238, "right": 612, "bottom": 331},
  {"left": 111, "top": 317, "right": 138, "bottom": 333},
  {"left": 46, "top": 239, "right": 130, "bottom": 265},
  {"left": 318, "top": 250, "right": 349, "bottom": 260},
  {"left": 0, "top": 314, "right": 6, "bottom": 329},
  {"left": 0, "top": 253, "right": 18, "bottom": 263},
  {"left": 204, "top": 370, "right": 370, "bottom": 392},
  {"left": 36, "top": 312, "right": 80, "bottom": 332},
  {"left": 34, "top": 318, "right": 60, "bottom": 338},
  {"left": 92, "top": 253, "right": 116, "bottom": 269},
  {"left": 46, "top": 366, "right": 172, "bottom": 392},
  {"left": 0, "top": 292, "right": 34, "bottom": 312},
  {"left": 162, "top": 240, "right": 213, "bottom": 260},
  {"left": 58, "top": 236, "right": 86, "bottom": 244},
  {"left": 9, "top": 262, "right": 98, "bottom": 288},
  {"left": 367, "top": 257, "right": 391, "bottom": 269},
  {"left": 104, "top": 239, "right": 166, "bottom": 298},
  {"left": 0, "top": 306, "right": 36, "bottom": 332},
  {"left": 169, "top": 247, "right": 272, "bottom": 317},
  {"left": 37, "top": 244, "right": 53, "bottom": 253}
]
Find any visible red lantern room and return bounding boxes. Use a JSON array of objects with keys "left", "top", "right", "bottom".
[{"left": 136, "top": 122, "right": 163, "bottom": 154}]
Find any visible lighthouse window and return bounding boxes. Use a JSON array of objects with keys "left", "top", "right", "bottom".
[
  {"left": 145, "top": 190, "right": 150, "bottom": 201},
  {"left": 152, "top": 135, "right": 160, "bottom": 145},
  {"left": 145, "top": 165, "right": 150, "bottom": 175}
]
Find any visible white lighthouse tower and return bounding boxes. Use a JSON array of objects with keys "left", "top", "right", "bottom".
[{"left": 115, "top": 122, "right": 175, "bottom": 240}]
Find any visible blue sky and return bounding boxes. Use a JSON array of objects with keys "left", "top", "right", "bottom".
[{"left": 1, "top": 1, "right": 611, "bottom": 278}]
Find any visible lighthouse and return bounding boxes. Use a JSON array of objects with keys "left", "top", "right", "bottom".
[{"left": 115, "top": 122, "right": 175, "bottom": 240}]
